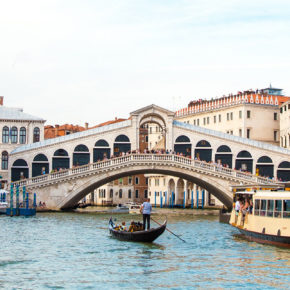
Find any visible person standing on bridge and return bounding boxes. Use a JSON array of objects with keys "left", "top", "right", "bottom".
[{"left": 141, "top": 198, "right": 152, "bottom": 230}]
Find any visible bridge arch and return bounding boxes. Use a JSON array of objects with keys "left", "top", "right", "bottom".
[
  {"left": 73, "top": 144, "right": 90, "bottom": 166},
  {"left": 52, "top": 149, "right": 70, "bottom": 170},
  {"left": 94, "top": 139, "right": 111, "bottom": 162},
  {"left": 11, "top": 159, "right": 29, "bottom": 181},
  {"left": 114, "top": 135, "right": 131, "bottom": 156},
  {"left": 32, "top": 154, "right": 49, "bottom": 177},
  {"left": 215, "top": 145, "right": 232, "bottom": 168},
  {"left": 58, "top": 165, "right": 233, "bottom": 210},
  {"left": 174, "top": 135, "right": 191, "bottom": 157},
  {"left": 277, "top": 161, "right": 290, "bottom": 181},
  {"left": 256, "top": 156, "right": 274, "bottom": 178},
  {"left": 195, "top": 140, "right": 212, "bottom": 162},
  {"left": 235, "top": 150, "right": 253, "bottom": 173}
]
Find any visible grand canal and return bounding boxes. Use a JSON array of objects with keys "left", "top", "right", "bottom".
[{"left": 1, "top": 211, "right": 289, "bottom": 289}]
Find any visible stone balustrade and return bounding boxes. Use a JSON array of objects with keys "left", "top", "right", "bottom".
[{"left": 11, "top": 154, "right": 277, "bottom": 189}]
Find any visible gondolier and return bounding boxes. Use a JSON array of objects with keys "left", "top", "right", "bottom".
[{"left": 141, "top": 198, "right": 152, "bottom": 230}]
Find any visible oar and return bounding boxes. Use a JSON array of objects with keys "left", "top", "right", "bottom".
[{"left": 151, "top": 217, "right": 186, "bottom": 243}]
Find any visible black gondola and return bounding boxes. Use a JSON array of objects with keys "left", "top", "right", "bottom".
[{"left": 109, "top": 219, "right": 167, "bottom": 243}]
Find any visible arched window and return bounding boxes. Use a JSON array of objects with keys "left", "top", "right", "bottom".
[
  {"left": 11, "top": 127, "right": 18, "bottom": 143},
  {"left": 119, "top": 189, "right": 122, "bottom": 198},
  {"left": 2, "top": 127, "right": 9, "bottom": 143},
  {"left": 128, "top": 189, "right": 132, "bottom": 199},
  {"left": 33, "top": 127, "right": 40, "bottom": 143},
  {"left": 19, "top": 127, "right": 26, "bottom": 144},
  {"left": 217, "top": 145, "right": 231, "bottom": 152},
  {"left": 1, "top": 151, "right": 8, "bottom": 170},
  {"left": 175, "top": 135, "right": 190, "bottom": 143},
  {"left": 115, "top": 135, "right": 130, "bottom": 142},
  {"left": 110, "top": 189, "right": 113, "bottom": 198}
]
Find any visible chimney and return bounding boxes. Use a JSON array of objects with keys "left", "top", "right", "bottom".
[
  {"left": 55, "top": 125, "right": 59, "bottom": 137},
  {"left": 0, "top": 96, "right": 3, "bottom": 106},
  {"left": 85, "top": 122, "right": 89, "bottom": 130}
]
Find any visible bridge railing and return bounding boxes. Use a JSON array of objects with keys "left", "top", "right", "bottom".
[{"left": 11, "top": 153, "right": 277, "bottom": 187}]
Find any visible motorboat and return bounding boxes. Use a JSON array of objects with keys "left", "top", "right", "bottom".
[{"left": 111, "top": 204, "right": 129, "bottom": 213}]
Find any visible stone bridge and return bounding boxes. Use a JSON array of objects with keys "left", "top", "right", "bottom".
[{"left": 12, "top": 154, "right": 277, "bottom": 210}]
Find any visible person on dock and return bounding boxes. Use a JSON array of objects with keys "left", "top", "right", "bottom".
[{"left": 141, "top": 198, "right": 152, "bottom": 230}]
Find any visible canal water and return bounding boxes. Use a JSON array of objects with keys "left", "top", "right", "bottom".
[{"left": 0, "top": 212, "right": 289, "bottom": 289}]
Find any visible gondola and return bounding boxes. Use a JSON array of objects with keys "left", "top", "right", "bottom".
[{"left": 109, "top": 219, "right": 167, "bottom": 243}]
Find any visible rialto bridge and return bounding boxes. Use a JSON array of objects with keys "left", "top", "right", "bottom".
[{"left": 8, "top": 105, "right": 290, "bottom": 210}]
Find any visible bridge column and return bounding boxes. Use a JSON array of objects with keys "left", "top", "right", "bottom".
[
  {"left": 174, "top": 184, "right": 178, "bottom": 205},
  {"left": 184, "top": 180, "right": 188, "bottom": 207},
  {"left": 193, "top": 184, "right": 197, "bottom": 206}
]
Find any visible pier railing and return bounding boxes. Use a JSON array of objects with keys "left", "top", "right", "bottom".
[{"left": 11, "top": 154, "right": 277, "bottom": 188}]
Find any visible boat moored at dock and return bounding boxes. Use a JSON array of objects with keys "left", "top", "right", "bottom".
[{"left": 229, "top": 185, "right": 290, "bottom": 247}]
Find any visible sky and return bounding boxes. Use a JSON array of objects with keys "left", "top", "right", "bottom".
[{"left": 0, "top": 0, "right": 290, "bottom": 126}]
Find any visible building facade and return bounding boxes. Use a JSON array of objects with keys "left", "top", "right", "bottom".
[
  {"left": 0, "top": 97, "right": 45, "bottom": 185},
  {"left": 280, "top": 99, "right": 290, "bottom": 149}
]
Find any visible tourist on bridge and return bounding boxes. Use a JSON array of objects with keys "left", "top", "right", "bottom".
[{"left": 141, "top": 198, "right": 152, "bottom": 230}]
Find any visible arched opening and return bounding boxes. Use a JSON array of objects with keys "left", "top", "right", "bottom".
[
  {"left": 32, "top": 154, "right": 49, "bottom": 177},
  {"left": 94, "top": 139, "right": 111, "bottom": 162},
  {"left": 277, "top": 161, "right": 290, "bottom": 181},
  {"left": 19, "top": 127, "right": 26, "bottom": 144},
  {"left": 1, "top": 151, "right": 8, "bottom": 170},
  {"left": 168, "top": 178, "right": 175, "bottom": 206},
  {"left": 174, "top": 135, "right": 191, "bottom": 157},
  {"left": 235, "top": 151, "right": 253, "bottom": 173},
  {"left": 11, "top": 127, "right": 18, "bottom": 143},
  {"left": 11, "top": 159, "right": 29, "bottom": 181},
  {"left": 176, "top": 178, "right": 185, "bottom": 206},
  {"left": 256, "top": 156, "right": 274, "bottom": 178},
  {"left": 215, "top": 145, "right": 232, "bottom": 168},
  {"left": 114, "top": 135, "right": 131, "bottom": 156},
  {"left": 33, "top": 127, "right": 40, "bottom": 143},
  {"left": 52, "top": 149, "right": 70, "bottom": 170},
  {"left": 195, "top": 140, "right": 212, "bottom": 162},
  {"left": 2, "top": 126, "right": 9, "bottom": 143},
  {"left": 73, "top": 144, "right": 90, "bottom": 166}
]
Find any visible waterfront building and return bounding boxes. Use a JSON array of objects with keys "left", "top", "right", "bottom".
[
  {"left": 0, "top": 97, "right": 45, "bottom": 185},
  {"left": 176, "top": 86, "right": 290, "bottom": 146},
  {"left": 280, "top": 99, "right": 290, "bottom": 149},
  {"left": 147, "top": 86, "right": 290, "bottom": 207}
]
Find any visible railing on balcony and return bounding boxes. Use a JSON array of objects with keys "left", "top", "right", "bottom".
[{"left": 11, "top": 154, "right": 277, "bottom": 188}]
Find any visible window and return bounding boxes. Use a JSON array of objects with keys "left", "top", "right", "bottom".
[
  {"left": 283, "top": 200, "right": 290, "bottom": 218},
  {"left": 247, "top": 129, "right": 250, "bottom": 139},
  {"left": 239, "top": 129, "right": 242, "bottom": 137},
  {"left": 260, "top": 200, "right": 266, "bottom": 216},
  {"left": 119, "top": 178, "right": 123, "bottom": 185},
  {"left": 214, "top": 116, "right": 216, "bottom": 123},
  {"left": 19, "top": 127, "right": 26, "bottom": 144},
  {"left": 155, "top": 179, "right": 159, "bottom": 186},
  {"left": 163, "top": 178, "right": 166, "bottom": 186},
  {"left": 128, "top": 189, "right": 132, "bottom": 199},
  {"left": 227, "top": 113, "right": 229, "bottom": 121},
  {"left": 110, "top": 189, "right": 113, "bottom": 198},
  {"left": 11, "top": 127, "right": 18, "bottom": 143},
  {"left": 128, "top": 176, "right": 132, "bottom": 185},
  {"left": 274, "top": 112, "right": 278, "bottom": 120},
  {"left": 194, "top": 120, "right": 196, "bottom": 126},
  {"left": 203, "top": 118, "right": 206, "bottom": 125},
  {"left": 207, "top": 117, "right": 209, "bottom": 124},
  {"left": 274, "top": 200, "right": 282, "bottom": 217},
  {"left": 247, "top": 110, "right": 251, "bottom": 118},
  {"left": 145, "top": 178, "right": 148, "bottom": 185},
  {"left": 239, "top": 111, "right": 242, "bottom": 119},
  {"left": 135, "top": 177, "right": 139, "bottom": 184},
  {"left": 267, "top": 200, "right": 274, "bottom": 217},
  {"left": 254, "top": 199, "right": 260, "bottom": 215},
  {"left": 2, "top": 127, "right": 9, "bottom": 143},
  {"left": 230, "top": 112, "right": 233, "bottom": 120},
  {"left": 197, "top": 119, "right": 200, "bottom": 126},
  {"left": 1, "top": 151, "right": 8, "bottom": 170},
  {"left": 274, "top": 131, "right": 278, "bottom": 141},
  {"left": 135, "top": 190, "right": 139, "bottom": 198},
  {"left": 119, "top": 189, "right": 122, "bottom": 198},
  {"left": 33, "top": 127, "right": 40, "bottom": 143},
  {"left": 218, "top": 114, "right": 221, "bottom": 122},
  {"left": 230, "top": 130, "right": 233, "bottom": 135},
  {"left": 144, "top": 190, "right": 148, "bottom": 199},
  {"left": 145, "top": 136, "right": 148, "bottom": 142}
]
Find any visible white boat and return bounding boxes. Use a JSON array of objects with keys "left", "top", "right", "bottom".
[
  {"left": 126, "top": 203, "right": 141, "bottom": 214},
  {"left": 229, "top": 185, "right": 290, "bottom": 248},
  {"left": 111, "top": 204, "right": 129, "bottom": 213}
]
